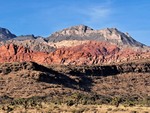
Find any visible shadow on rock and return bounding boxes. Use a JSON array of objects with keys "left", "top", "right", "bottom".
[{"left": 33, "top": 63, "right": 93, "bottom": 92}]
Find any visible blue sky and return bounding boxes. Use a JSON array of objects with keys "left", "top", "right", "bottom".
[{"left": 0, "top": 0, "right": 150, "bottom": 45}]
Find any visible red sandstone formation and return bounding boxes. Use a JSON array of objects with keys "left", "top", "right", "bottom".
[
  {"left": 48, "top": 41, "right": 149, "bottom": 65},
  {"left": 0, "top": 44, "right": 48, "bottom": 64},
  {"left": 0, "top": 42, "right": 149, "bottom": 65}
]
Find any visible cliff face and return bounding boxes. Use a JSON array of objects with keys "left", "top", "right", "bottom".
[
  {"left": 47, "top": 41, "right": 149, "bottom": 65},
  {"left": 0, "top": 44, "right": 48, "bottom": 64},
  {"left": 0, "top": 42, "right": 149, "bottom": 65}
]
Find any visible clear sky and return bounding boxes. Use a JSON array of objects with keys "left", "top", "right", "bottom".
[{"left": 0, "top": 0, "right": 150, "bottom": 45}]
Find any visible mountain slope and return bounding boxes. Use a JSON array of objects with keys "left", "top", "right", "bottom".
[
  {"left": 0, "top": 43, "right": 149, "bottom": 65},
  {"left": 47, "top": 25, "right": 145, "bottom": 47},
  {"left": 0, "top": 25, "right": 149, "bottom": 65},
  {"left": 0, "top": 61, "right": 149, "bottom": 100},
  {"left": 0, "top": 27, "right": 16, "bottom": 41},
  {"left": 48, "top": 41, "right": 149, "bottom": 65},
  {"left": 0, "top": 25, "right": 149, "bottom": 53}
]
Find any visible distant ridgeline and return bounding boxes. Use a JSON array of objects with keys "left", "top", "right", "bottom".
[{"left": 0, "top": 25, "right": 149, "bottom": 65}]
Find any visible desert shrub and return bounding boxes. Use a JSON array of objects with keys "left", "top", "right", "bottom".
[
  {"left": 111, "top": 97, "right": 121, "bottom": 107},
  {"left": 130, "top": 111, "right": 138, "bottom": 113},
  {"left": 63, "top": 93, "right": 112, "bottom": 105},
  {"left": 71, "top": 108, "right": 86, "bottom": 113},
  {"left": 141, "top": 96, "right": 150, "bottom": 107},
  {"left": 66, "top": 100, "right": 75, "bottom": 106},
  {"left": 10, "top": 96, "right": 44, "bottom": 108},
  {"left": 146, "top": 96, "right": 150, "bottom": 106},
  {"left": 2, "top": 68, "right": 11, "bottom": 74},
  {"left": 100, "top": 96, "right": 112, "bottom": 104},
  {"left": 1, "top": 105, "right": 14, "bottom": 112},
  {"left": 71, "top": 93, "right": 93, "bottom": 105},
  {"left": 0, "top": 95, "right": 13, "bottom": 104},
  {"left": 122, "top": 97, "right": 139, "bottom": 106},
  {"left": 11, "top": 98, "right": 26, "bottom": 105},
  {"left": 7, "top": 105, "right": 14, "bottom": 112}
]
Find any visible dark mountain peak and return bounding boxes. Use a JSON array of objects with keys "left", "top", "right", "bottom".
[
  {"left": 0, "top": 27, "right": 16, "bottom": 41},
  {"left": 14, "top": 34, "right": 36, "bottom": 41}
]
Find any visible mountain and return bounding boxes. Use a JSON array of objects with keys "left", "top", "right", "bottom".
[
  {"left": 0, "top": 27, "right": 16, "bottom": 41},
  {"left": 0, "top": 25, "right": 149, "bottom": 53},
  {"left": 0, "top": 25, "right": 149, "bottom": 65},
  {"left": 47, "top": 25, "right": 145, "bottom": 47},
  {"left": 0, "top": 25, "right": 150, "bottom": 112}
]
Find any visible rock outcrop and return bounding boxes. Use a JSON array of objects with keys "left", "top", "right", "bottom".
[
  {"left": 0, "top": 42, "right": 149, "bottom": 65},
  {"left": 13, "top": 34, "right": 36, "bottom": 41},
  {"left": 47, "top": 25, "right": 145, "bottom": 47},
  {"left": 0, "top": 27, "right": 16, "bottom": 41},
  {"left": 0, "top": 44, "right": 48, "bottom": 64},
  {"left": 48, "top": 41, "right": 149, "bottom": 65},
  {"left": 0, "top": 39, "right": 55, "bottom": 52}
]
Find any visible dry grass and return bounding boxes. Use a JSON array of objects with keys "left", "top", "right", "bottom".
[{"left": 0, "top": 104, "right": 150, "bottom": 113}]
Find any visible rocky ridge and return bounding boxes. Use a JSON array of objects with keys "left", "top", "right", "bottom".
[
  {"left": 47, "top": 41, "right": 149, "bottom": 65},
  {"left": 0, "top": 39, "right": 55, "bottom": 52},
  {"left": 0, "top": 25, "right": 148, "bottom": 52},
  {"left": 47, "top": 25, "right": 145, "bottom": 47},
  {"left": 0, "top": 60, "right": 149, "bottom": 98},
  {"left": 0, "top": 42, "right": 149, "bottom": 65},
  {"left": 0, "top": 27, "right": 16, "bottom": 41},
  {"left": 0, "top": 25, "right": 149, "bottom": 65}
]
